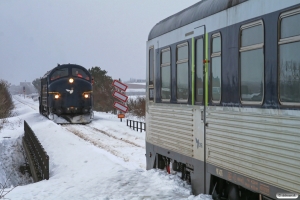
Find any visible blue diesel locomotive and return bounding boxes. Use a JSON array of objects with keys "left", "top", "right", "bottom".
[{"left": 39, "top": 64, "right": 93, "bottom": 124}]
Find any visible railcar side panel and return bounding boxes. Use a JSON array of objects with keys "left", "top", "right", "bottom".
[
  {"left": 147, "top": 103, "right": 205, "bottom": 160},
  {"left": 206, "top": 106, "right": 300, "bottom": 194}
]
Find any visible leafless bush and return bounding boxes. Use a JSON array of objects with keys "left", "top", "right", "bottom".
[
  {"left": 0, "top": 172, "right": 19, "bottom": 199},
  {"left": 0, "top": 80, "right": 14, "bottom": 119},
  {"left": 126, "top": 97, "right": 145, "bottom": 118}
]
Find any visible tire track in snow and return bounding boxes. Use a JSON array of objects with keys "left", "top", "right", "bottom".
[
  {"left": 86, "top": 125, "right": 143, "bottom": 148},
  {"left": 63, "top": 126, "right": 131, "bottom": 163}
]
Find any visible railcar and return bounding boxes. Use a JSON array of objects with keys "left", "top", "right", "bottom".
[
  {"left": 145, "top": 0, "right": 300, "bottom": 199},
  {"left": 39, "top": 64, "right": 93, "bottom": 124}
]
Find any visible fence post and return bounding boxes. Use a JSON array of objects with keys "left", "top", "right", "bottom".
[
  {"left": 140, "top": 122, "right": 142, "bottom": 132},
  {"left": 125, "top": 119, "right": 146, "bottom": 132}
]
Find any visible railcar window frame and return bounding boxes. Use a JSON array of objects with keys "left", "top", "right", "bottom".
[
  {"left": 239, "top": 20, "right": 265, "bottom": 105},
  {"left": 278, "top": 8, "right": 300, "bottom": 106},
  {"left": 195, "top": 37, "right": 204, "bottom": 103},
  {"left": 149, "top": 46, "right": 154, "bottom": 102},
  {"left": 176, "top": 42, "right": 189, "bottom": 102},
  {"left": 161, "top": 48, "right": 171, "bottom": 102},
  {"left": 211, "top": 33, "right": 222, "bottom": 103}
]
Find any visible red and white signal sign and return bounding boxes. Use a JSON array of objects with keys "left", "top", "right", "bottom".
[
  {"left": 112, "top": 79, "right": 128, "bottom": 113},
  {"left": 112, "top": 80, "right": 128, "bottom": 91},
  {"left": 113, "top": 102, "right": 128, "bottom": 113},
  {"left": 112, "top": 91, "right": 128, "bottom": 102}
]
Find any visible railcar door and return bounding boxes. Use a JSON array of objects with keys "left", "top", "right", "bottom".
[{"left": 191, "top": 26, "right": 209, "bottom": 194}]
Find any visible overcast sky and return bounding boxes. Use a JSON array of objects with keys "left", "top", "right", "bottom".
[{"left": 0, "top": 0, "right": 199, "bottom": 85}]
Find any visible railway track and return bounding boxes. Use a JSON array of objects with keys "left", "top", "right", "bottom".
[
  {"left": 13, "top": 94, "right": 146, "bottom": 168},
  {"left": 13, "top": 96, "right": 38, "bottom": 111},
  {"left": 86, "top": 125, "right": 143, "bottom": 148},
  {"left": 62, "top": 124, "right": 146, "bottom": 168}
]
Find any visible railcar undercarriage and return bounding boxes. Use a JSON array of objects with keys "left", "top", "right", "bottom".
[{"left": 154, "top": 153, "right": 266, "bottom": 200}]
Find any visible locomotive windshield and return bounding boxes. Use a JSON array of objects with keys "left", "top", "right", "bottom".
[
  {"left": 50, "top": 68, "right": 69, "bottom": 81},
  {"left": 72, "top": 68, "right": 90, "bottom": 80}
]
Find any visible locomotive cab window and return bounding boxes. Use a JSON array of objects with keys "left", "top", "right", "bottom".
[
  {"left": 176, "top": 43, "right": 189, "bottom": 101},
  {"left": 161, "top": 48, "right": 171, "bottom": 101},
  {"left": 50, "top": 68, "right": 69, "bottom": 81},
  {"left": 211, "top": 33, "right": 221, "bottom": 102},
  {"left": 72, "top": 68, "right": 90, "bottom": 80},
  {"left": 149, "top": 46, "right": 154, "bottom": 101},
  {"left": 240, "top": 21, "right": 264, "bottom": 104},
  {"left": 279, "top": 8, "right": 300, "bottom": 105}
]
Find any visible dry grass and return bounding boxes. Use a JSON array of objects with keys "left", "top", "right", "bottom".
[{"left": 126, "top": 97, "right": 145, "bottom": 118}]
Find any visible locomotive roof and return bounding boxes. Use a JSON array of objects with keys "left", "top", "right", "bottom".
[
  {"left": 42, "top": 64, "right": 87, "bottom": 79},
  {"left": 148, "top": 0, "right": 248, "bottom": 40}
]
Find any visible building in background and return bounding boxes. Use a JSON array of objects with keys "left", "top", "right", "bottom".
[
  {"left": 124, "top": 78, "right": 146, "bottom": 96},
  {"left": 9, "top": 82, "right": 37, "bottom": 95}
]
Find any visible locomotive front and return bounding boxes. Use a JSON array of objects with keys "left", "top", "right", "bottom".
[{"left": 41, "top": 64, "right": 93, "bottom": 123}]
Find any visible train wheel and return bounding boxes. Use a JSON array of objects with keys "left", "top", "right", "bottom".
[
  {"left": 227, "top": 184, "right": 240, "bottom": 200},
  {"left": 157, "top": 155, "right": 165, "bottom": 170}
]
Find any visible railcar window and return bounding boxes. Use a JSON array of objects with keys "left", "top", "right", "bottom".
[
  {"left": 279, "top": 10, "right": 300, "bottom": 104},
  {"left": 211, "top": 34, "right": 221, "bottom": 102},
  {"left": 241, "top": 25, "right": 263, "bottom": 47},
  {"left": 161, "top": 48, "right": 171, "bottom": 100},
  {"left": 176, "top": 43, "right": 189, "bottom": 101},
  {"left": 149, "top": 47, "right": 154, "bottom": 101},
  {"left": 212, "top": 36, "right": 221, "bottom": 53},
  {"left": 281, "top": 13, "right": 300, "bottom": 38},
  {"left": 72, "top": 68, "right": 90, "bottom": 80},
  {"left": 50, "top": 68, "right": 68, "bottom": 81},
  {"left": 240, "top": 21, "right": 264, "bottom": 103},
  {"left": 149, "top": 47, "right": 154, "bottom": 86},
  {"left": 196, "top": 38, "right": 203, "bottom": 102}
]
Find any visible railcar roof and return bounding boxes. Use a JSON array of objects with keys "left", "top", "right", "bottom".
[
  {"left": 42, "top": 64, "right": 86, "bottom": 79},
  {"left": 148, "top": 0, "right": 248, "bottom": 40}
]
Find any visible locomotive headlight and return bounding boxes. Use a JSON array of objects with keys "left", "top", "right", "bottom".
[
  {"left": 69, "top": 78, "right": 74, "bottom": 83},
  {"left": 84, "top": 94, "right": 89, "bottom": 98}
]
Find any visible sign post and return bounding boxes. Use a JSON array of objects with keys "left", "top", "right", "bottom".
[{"left": 112, "top": 79, "right": 128, "bottom": 122}]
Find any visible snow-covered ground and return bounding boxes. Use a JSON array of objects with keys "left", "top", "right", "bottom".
[{"left": 0, "top": 95, "right": 212, "bottom": 200}]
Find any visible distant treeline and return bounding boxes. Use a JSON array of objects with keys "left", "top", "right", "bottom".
[{"left": 0, "top": 80, "right": 14, "bottom": 130}]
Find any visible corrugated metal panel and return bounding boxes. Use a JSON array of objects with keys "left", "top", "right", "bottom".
[
  {"left": 206, "top": 107, "right": 300, "bottom": 193},
  {"left": 147, "top": 105, "right": 194, "bottom": 157}
]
